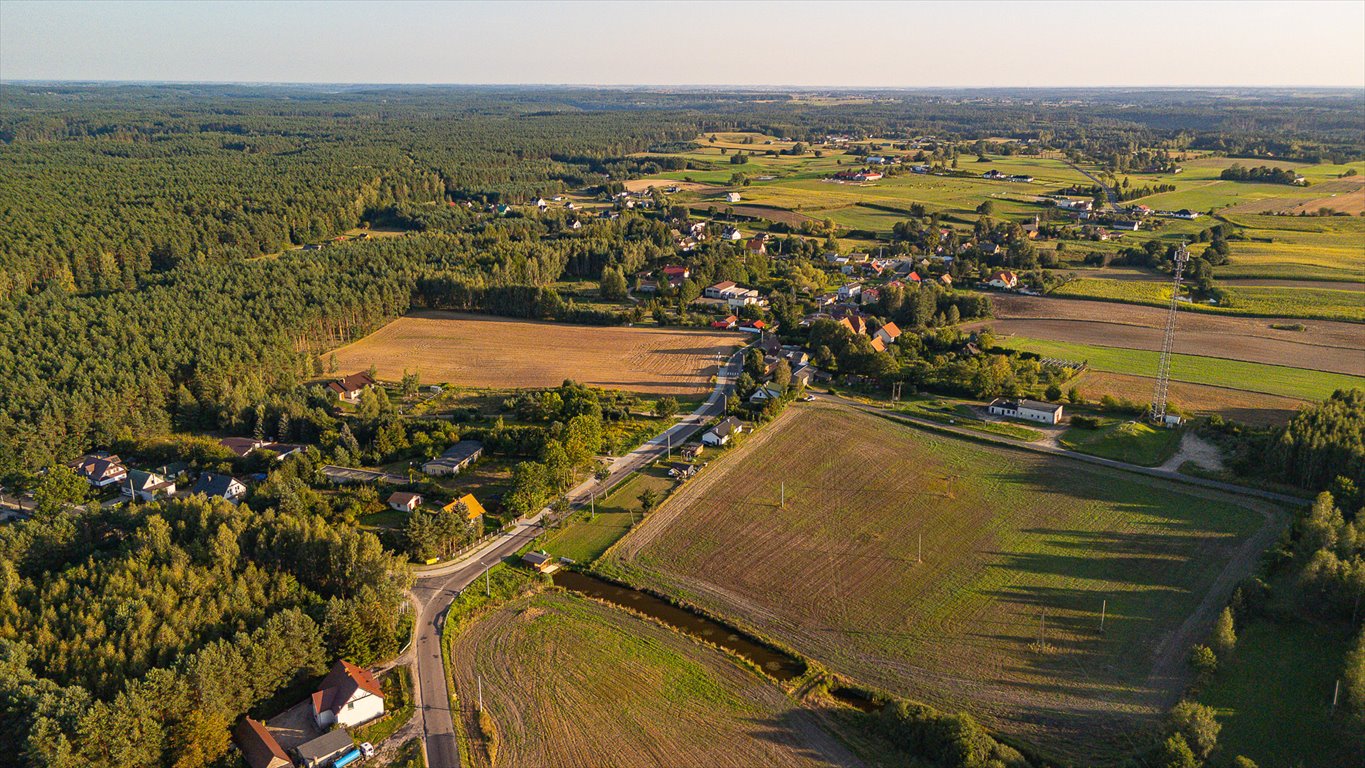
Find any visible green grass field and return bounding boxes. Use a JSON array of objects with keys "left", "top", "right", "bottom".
[
  {"left": 448, "top": 591, "right": 859, "bottom": 767},
  {"left": 600, "top": 403, "right": 1273, "bottom": 763},
  {"left": 1197, "top": 618, "right": 1360, "bottom": 767},
  {"left": 997, "top": 336, "right": 1365, "bottom": 401},
  {"left": 1060, "top": 418, "right": 1182, "bottom": 466},
  {"left": 541, "top": 469, "right": 677, "bottom": 563},
  {"left": 1050, "top": 276, "right": 1364, "bottom": 322}
]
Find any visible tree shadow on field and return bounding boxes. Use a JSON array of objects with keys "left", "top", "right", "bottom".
[
  {"left": 984, "top": 465, "right": 1252, "bottom": 537},
  {"left": 741, "top": 709, "right": 864, "bottom": 767}
]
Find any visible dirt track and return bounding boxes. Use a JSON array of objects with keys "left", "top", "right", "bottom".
[{"left": 979, "top": 295, "right": 1365, "bottom": 376}]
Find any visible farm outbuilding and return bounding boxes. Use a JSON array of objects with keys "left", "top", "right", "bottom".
[{"left": 988, "top": 398, "right": 1064, "bottom": 424}]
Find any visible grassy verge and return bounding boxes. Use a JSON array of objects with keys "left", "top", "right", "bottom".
[
  {"left": 998, "top": 336, "right": 1365, "bottom": 401},
  {"left": 1060, "top": 418, "right": 1183, "bottom": 466},
  {"left": 1197, "top": 617, "right": 1360, "bottom": 767},
  {"left": 540, "top": 468, "right": 677, "bottom": 563},
  {"left": 354, "top": 666, "right": 415, "bottom": 746},
  {"left": 381, "top": 738, "right": 426, "bottom": 768}
]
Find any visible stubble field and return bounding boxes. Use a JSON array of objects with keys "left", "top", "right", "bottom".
[
  {"left": 599, "top": 403, "right": 1277, "bottom": 763},
  {"left": 328, "top": 311, "right": 741, "bottom": 395},
  {"left": 450, "top": 591, "right": 861, "bottom": 768}
]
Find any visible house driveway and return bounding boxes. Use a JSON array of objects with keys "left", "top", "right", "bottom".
[{"left": 266, "top": 699, "right": 322, "bottom": 752}]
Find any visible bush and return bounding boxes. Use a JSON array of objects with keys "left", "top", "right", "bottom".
[
  {"left": 1189, "top": 644, "right": 1218, "bottom": 684},
  {"left": 1070, "top": 415, "right": 1101, "bottom": 430}
]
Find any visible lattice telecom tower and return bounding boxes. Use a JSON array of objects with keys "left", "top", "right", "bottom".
[{"left": 1150, "top": 242, "right": 1190, "bottom": 424}]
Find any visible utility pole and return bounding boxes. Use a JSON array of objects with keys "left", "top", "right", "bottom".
[
  {"left": 1332, "top": 679, "right": 1340, "bottom": 714},
  {"left": 478, "top": 675, "right": 484, "bottom": 712},
  {"left": 1100, "top": 598, "right": 1107, "bottom": 634},
  {"left": 917, "top": 532, "right": 923, "bottom": 564},
  {"left": 1039, "top": 609, "right": 1046, "bottom": 650},
  {"left": 780, "top": 482, "right": 785, "bottom": 507},
  {"left": 485, "top": 569, "right": 490, "bottom": 597}
]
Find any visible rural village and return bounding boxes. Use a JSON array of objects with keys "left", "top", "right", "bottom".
[{"left": 0, "top": 63, "right": 1361, "bottom": 768}]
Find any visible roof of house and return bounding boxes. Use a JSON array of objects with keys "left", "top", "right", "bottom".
[
  {"left": 430, "top": 440, "right": 483, "bottom": 463},
  {"left": 233, "top": 717, "right": 290, "bottom": 768},
  {"left": 387, "top": 492, "right": 422, "bottom": 507},
  {"left": 127, "top": 470, "right": 171, "bottom": 491},
  {"left": 75, "top": 454, "right": 126, "bottom": 479},
  {"left": 191, "top": 472, "right": 244, "bottom": 498},
  {"left": 328, "top": 372, "right": 377, "bottom": 394},
  {"left": 311, "top": 660, "right": 384, "bottom": 718},
  {"left": 878, "top": 321, "right": 902, "bottom": 340},
  {"left": 442, "top": 493, "right": 487, "bottom": 519},
  {"left": 990, "top": 270, "right": 1017, "bottom": 281},
  {"left": 220, "top": 437, "right": 261, "bottom": 457},
  {"left": 295, "top": 729, "right": 356, "bottom": 764},
  {"left": 523, "top": 551, "right": 553, "bottom": 566},
  {"left": 709, "top": 416, "right": 743, "bottom": 438}
]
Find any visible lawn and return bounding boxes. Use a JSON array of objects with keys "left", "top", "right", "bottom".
[
  {"left": 996, "top": 336, "right": 1365, "bottom": 401},
  {"left": 599, "top": 403, "right": 1275, "bottom": 763},
  {"left": 448, "top": 591, "right": 861, "bottom": 768},
  {"left": 1050, "top": 277, "right": 1365, "bottom": 323},
  {"left": 1197, "top": 618, "right": 1361, "bottom": 767},
  {"left": 541, "top": 468, "right": 677, "bottom": 563},
  {"left": 1060, "top": 418, "right": 1183, "bottom": 466}
]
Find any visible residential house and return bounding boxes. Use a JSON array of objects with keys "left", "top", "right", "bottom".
[
  {"left": 680, "top": 443, "right": 705, "bottom": 460},
  {"left": 987, "top": 398, "right": 1063, "bottom": 425},
  {"left": 191, "top": 473, "right": 248, "bottom": 504},
  {"left": 978, "top": 241, "right": 1000, "bottom": 256},
  {"left": 1007, "top": 175, "right": 1034, "bottom": 183},
  {"left": 940, "top": 273, "right": 954, "bottom": 287},
  {"left": 123, "top": 470, "right": 175, "bottom": 502},
  {"left": 1170, "top": 209, "right": 1201, "bottom": 220},
  {"left": 312, "top": 660, "right": 385, "bottom": 729},
  {"left": 662, "top": 265, "right": 691, "bottom": 286},
  {"left": 442, "top": 493, "right": 487, "bottom": 521},
  {"left": 387, "top": 492, "right": 422, "bottom": 512},
  {"left": 668, "top": 462, "right": 698, "bottom": 479},
  {"left": 701, "top": 416, "right": 744, "bottom": 446},
  {"left": 71, "top": 453, "right": 128, "bottom": 488},
  {"left": 704, "top": 281, "right": 738, "bottom": 299},
  {"left": 837, "top": 283, "right": 862, "bottom": 301},
  {"left": 746, "top": 234, "right": 769, "bottom": 254},
  {"left": 873, "top": 322, "right": 902, "bottom": 348},
  {"left": 982, "top": 169, "right": 1007, "bottom": 180},
  {"left": 726, "top": 192, "right": 742, "bottom": 203},
  {"left": 791, "top": 364, "right": 818, "bottom": 387},
  {"left": 295, "top": 730, "right": 356, "bottom": 768},
  {"left": 522, "top": 550, "right": 559, "bottom": 574},
  {"left": 780, "top": 346, "right": 809, "bottom": 366},
  {"left": 219, "top": 438, "right": 304, "bottom": 460},
  {"left": 721, "top": 226, "right": 743, "bottom": 241},
  {"left": 987, "top": 270, "right": 1019, "bottom": 290},
  {"left": 838, "top": 314, "right": 869, "bottom": 336},
  {"left": 327, "top": 372, "right": 377, "bottom": 403},
  {"left": 233, "top": 718, "right": 291, "bottom": 768},
  {"left": 736, "top": 319, "right": 767, "bottom": 333},
  {"left": 748, "top": 385, "right": 784, "bottom": 403},
  {"left": 422, "top": 440, "right": 484, "bottom": 476},
  {"left": 710, "top": 314, "right": 738, "bottom": 329}
]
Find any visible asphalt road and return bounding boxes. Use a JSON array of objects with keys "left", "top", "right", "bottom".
[{"left": 407, "top": 344, "right": 746, "bottom": 768}]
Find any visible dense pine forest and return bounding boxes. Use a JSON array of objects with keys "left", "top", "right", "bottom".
[{"left": 1, "top": 84, "right": 1363, "bottom": 768}]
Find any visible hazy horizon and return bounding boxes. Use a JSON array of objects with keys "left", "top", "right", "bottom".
[{"left": 3, "top": 0, "right": 1363, "bottom": 89}]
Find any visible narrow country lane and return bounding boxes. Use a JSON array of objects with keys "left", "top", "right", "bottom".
[{"left": 407, "top": 344, "right": 747, "bottom": 768}]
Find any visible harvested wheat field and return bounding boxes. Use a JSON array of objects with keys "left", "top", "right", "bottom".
[
  {"left": 328, "top": 311, "right": 741, "bottom": 395},
  {"left": 599, "top": 403, "right": 1278, "bottom": 764},
  {"left": 450, "top": 591, "right": 861, "bottom": 768},
  {"left": 978, "top": 294, "right": 1365, "bottom": 376},
  {"left": 1069, "top": 370, "right": 1306, "bottom": 425},
  {"left": 621, "top": 178, "right": 719, "bottom": 194}
]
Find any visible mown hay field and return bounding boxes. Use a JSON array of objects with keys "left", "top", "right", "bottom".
[
  {"left": 1065, "top": 371, "right": 1306, "bottom": 426},
  {"left": 599, "top": 404, "right": 1276, "bottom": 763},
  {"left": 328, "top": 311, "right": 741, "bottom": 395},
  {"left": 979, "top": 294, "right": 1365, "bottom": 377},
  {"left": 450, "top": 591, "right": 862, "bottom": 768}
]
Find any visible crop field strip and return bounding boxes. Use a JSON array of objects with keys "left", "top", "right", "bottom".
[
  {"left": 1065, "top": 371, "right": 1307, "bottom": 426},
  {"left": 328, "top": 310, "right": 742, "bottom": 395},
  {"left": 601, "top": 403, "right": 1277, "bottom": 763},
  {"left": 975, "top": 294, "right": 1365, "bottom": 378},
  {"left": 449, "top": 591, "right": 863, "bottom": 768}
]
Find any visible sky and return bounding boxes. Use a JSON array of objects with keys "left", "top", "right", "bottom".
[{"left": 2, "top": 0, "right": 1363, "bottom": 88}]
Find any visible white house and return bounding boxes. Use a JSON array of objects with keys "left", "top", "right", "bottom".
[
  {"left": 71, "top": 453, "right": 128, "bottom": 488},
  {"left": 422, "top": 440, "right": 484, "bottom": 476},
  {"left": 387, "top": 492, "right": 423, "bottom": 512},
  {"left": 190, "top": 473, "right": 248, "bottom": 504},
  {"left": 312, "top": 659, "right": 385, "bottom": 729},
  {"left": 748, "top": 385, "right": 784, "bottom": 403},
  {"left": 122, "top": 470, "right": 176, "bottom": 502},
  {"left": 987, "top": 398, "right": 1063, "bottom": 425},
  {"left": 701, "top": 416, "right": 744, "bottom": 446},
  {"left": 726, "top": 192, "right": 742, "bottom": 203},
  {"left": 987, "top": 270, "right": 1019, "bottom": 289}
]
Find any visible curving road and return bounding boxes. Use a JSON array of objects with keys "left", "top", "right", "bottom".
[{"left": 407, "top": 344, "right": 747, "bottom": 768}]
